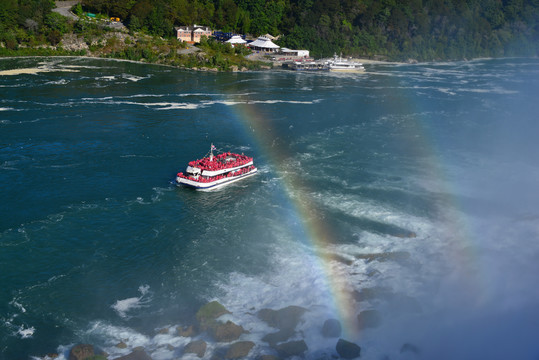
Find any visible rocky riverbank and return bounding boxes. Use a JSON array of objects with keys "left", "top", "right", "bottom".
[{"left": 41, "top": 300, "right": 381, "bottom": 360}]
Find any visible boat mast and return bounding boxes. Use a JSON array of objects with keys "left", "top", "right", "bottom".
[{"left": 210, "top": 143, "right": 214, "bottom": 161}]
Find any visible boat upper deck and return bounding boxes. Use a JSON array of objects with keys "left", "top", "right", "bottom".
[{"left": 188, "top": 152, "right": 253, "bottom": 172}]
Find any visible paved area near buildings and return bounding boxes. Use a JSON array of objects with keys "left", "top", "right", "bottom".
[
  {"left": 246, "top": 52, "right": 273, "bottom": 62},
  {"left": 53, "top": 0, "right": 126, "bottom": 30},
  {"left": 177, "top": 45, "right": 200, "bottom": 55},
  {"left": 52, "top": 1, "right": 80, "bottom": 20}
]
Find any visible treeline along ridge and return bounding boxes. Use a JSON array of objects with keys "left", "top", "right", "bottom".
[{"left": 1, "top": 0, "right": 538, "bottom": 61}]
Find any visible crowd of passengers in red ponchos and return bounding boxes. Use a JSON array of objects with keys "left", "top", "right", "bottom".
[{"left": 188, "top": 152, "right": 252, "bottom": 171}]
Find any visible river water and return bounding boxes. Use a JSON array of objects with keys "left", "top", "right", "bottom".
[{"left": 1, "top": 57, "right": 539, "bottom": 360}]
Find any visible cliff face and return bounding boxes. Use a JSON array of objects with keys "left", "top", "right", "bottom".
[{"left": 60, "top": 31, "right": 136, "bottom": 54}]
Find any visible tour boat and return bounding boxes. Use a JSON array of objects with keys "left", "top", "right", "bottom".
[
  {"left": 326, "top": 54, "right": 365, "bottom": 73},
  {"left": 176, "top": 144, "right": 257, "bottom": 190}
]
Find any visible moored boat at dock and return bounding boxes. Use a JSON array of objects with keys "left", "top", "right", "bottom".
[
  {"left": 326, "top": 54, "right": 365, "bottom": 73},
  {"left": 286, "top": 60, "right": 327, "bottom": 71},
  {"left": 176, "top": 144, "right": 257, "bottom": 190}
]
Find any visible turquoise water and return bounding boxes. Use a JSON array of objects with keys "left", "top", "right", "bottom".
[{"left": 1, "top": 57, "right": 539, "bottom": 360}]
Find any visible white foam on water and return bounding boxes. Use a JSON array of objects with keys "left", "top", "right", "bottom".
[
  {"left": 17, "top": 325, "right": 35, "bottom": 338},
  {"left": 85, "top": 320, "right": 151, "bottom": 357},
  {"left": 211, "top": 237, "right": 350, "bottom": 357},
  {"left": 111, "top": 285, "right": 152, "bottom": 319},
  {"left": 10, "top": 300, "right": 27, "bottom": 313},
  {"left": 152, "top": 102, "right": 204, "bottom": 110},
  {"left": 81, "top": 321, "right": 209, "bottom": 360},
  {"left": 45, "top": 79, "right": 69, "bottom": 85},
  {"left": 121, "top": 74, "right": 148, "bottom": 82}
]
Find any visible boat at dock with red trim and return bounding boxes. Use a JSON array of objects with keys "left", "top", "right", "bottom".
[{"left": 176, "top": 144, "right": 257, "bottom": 190}]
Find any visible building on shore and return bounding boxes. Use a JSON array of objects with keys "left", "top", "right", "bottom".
[
  {"left": 247, "top": 36, "right": 280, "bottom": 53},
  {"left": 226, "top": 35, "right": 247, "bottom": 47},
  {"left": 281, "top": 48, "right": 310, "bottom": 58},
  {"left": 175, "top": 25, "right": 213, "bottom": 44}
]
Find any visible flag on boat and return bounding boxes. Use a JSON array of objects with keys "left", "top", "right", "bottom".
[{"left": 211, "top": 144, "right": 216, "bottom": 151}]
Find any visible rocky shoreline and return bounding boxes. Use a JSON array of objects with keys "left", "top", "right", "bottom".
[{"left": 41, "top": 300, "right": 391, "bottom": 360}]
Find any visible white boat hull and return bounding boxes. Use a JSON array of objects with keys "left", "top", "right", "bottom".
[
  {"left": 329, "top": 66, "right": 365, "bottom": 73},
  {"left": 176, "top": 168, "right": 257, "bottom": 190}
]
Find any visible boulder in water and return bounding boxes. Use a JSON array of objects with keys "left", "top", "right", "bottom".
[
  {"left": 225, "top": 341, "right": 255, "bottom": 359},
  {"left": 274, "top": 340, "right": 308, "bottom": 357},
  {"left": 209, "top": 320, "right": 245, "bottom": 342},
  {"left": 321, "top": 318, "right": 342, "bottom": 338},
  {"left": 357, "top": 309, "right": 382, "bottom": 329},
  {"left": 262, "top": 328, "right": 296, "bottom": 347},
  {"left": 113, "top": 347, "right": 152, "bottom": 360},
  {"left": 196, "top": 301, "right": 231, "bottom": 331},
  {"left": 68, "top": 344, "right": 95, "bottom": 360},
  {"left": 184, "top": 339, "right": 207, "bottom": 358},
  {"left": 257, "top": 306, "right": 307, "bottom": 331},
  {"left": 336, "top": 339, "right": 361, "bottom": 359},
  {"left": 177, "top": 324, "right": 197, "bottom": 337},
  {"left": 257, "top": 355, "right": 282, "bottom": 360}
]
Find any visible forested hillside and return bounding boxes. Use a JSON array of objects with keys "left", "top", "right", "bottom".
[{"left": 1, "top": 0, "right": 538, "bottom": 61}]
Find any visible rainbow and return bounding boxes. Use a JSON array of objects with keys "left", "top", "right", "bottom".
[
  {"left": 224, "top": 83, "right": 489, "bottom": 343},
  {"left": 229, "top": 100, "right": 361, "bottom": 339}
]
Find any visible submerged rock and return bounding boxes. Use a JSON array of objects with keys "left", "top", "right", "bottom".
[
  {"left": 225, "top": 341, "right": 255, "bottom": 359},
  {"left": 177, "top": 324, "right": 197, "bottom": 337},
  {"left": 274, "top": 340, "right": 308, "bottom": 357},
  {"left": 184, "top": 339, "right": 207, "bottom": 358},
  {"left": 336, "top": 339, "right": 361, "bottom": 359},
  {"left": 321, "top": 318, "right": 342, "bottom": 338},
  {"left": 352, "top": 286, "right": 393, "bottom": 302},
  {"left": 257, "top": 306, "right": 307, "bottom": 331},
  {"left": 257, "top": 355, "right": 282, "bottom": 360},
  {"left": 262, "top": 327, "right": 296, "bottom": 347},
  {"left": 68, "top": 344, "right": 95, "bottom": 360},
  {"left": 210, "top": 320, "right": 245, "bottom": 342},
  {"left": 113, "top": 347, "right": 152, "bottom": 360},
  {"left": 357, "top": 309, "right": 382, "bottom": 329},
  {"left": 196, "top": 301, "right": 231, "bottom": 330}
]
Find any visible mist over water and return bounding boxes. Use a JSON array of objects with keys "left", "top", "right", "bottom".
[{"left": 1, "top": 57, "right": 539, "bottom": 360}]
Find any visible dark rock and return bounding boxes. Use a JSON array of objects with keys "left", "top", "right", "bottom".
[
  {"left": 352, "top": 287, "right": 393, "bottom": 302},
  {"left": 69, "top": 344, "right": 95, "bottom": 360},
  {"left": 225, "top": 341, "right": 255, "bottom": 359},
  {"left": 275, "top": 340, "right": 308, "bottom": 357},
  {"left": 210, "top": 320, "right": 245, "bottom": 342},
  {"left": 178, "top": 324, "right": 196, "bottom": 337},
  {"left": 262, "top": 328, "right": 295, "bottom": 347},
  {"left": 257, "top": 306, "right": 307, "bottom": 331},
  {"left": 397, "top": 231, "right": 416, "bottom": 238},
  {"left": 184, "top": 339, "right": 207, "bottom": 358},
  {"left": 116, "top": 342, "right": 127, "bottom": 349},
  {"left": 322, "top": 319, "right": 342, "bottom": 338},
  {"left": 333, "top": 254, "right": 354, "bottom": 266},
  {"left": 196, "top": 301, "right": 231, "bottom": 331},
  {"left": 158, "top": 328, "right": 169, "bottom": 334},
  {"left": 257, "top": 355, "right": 282, "bottom": 360},
  {"left": 357, "top": 309, "right": 382, "bottom": 329},
  {"left": 113, "top": 347, "right": 152, "bottom": 360},
  {"left": 336, "top": 339, "right": 361, "bottom": 359},
  {"left": 400, "top": 343, "right": 420, "bottom": 354}
]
